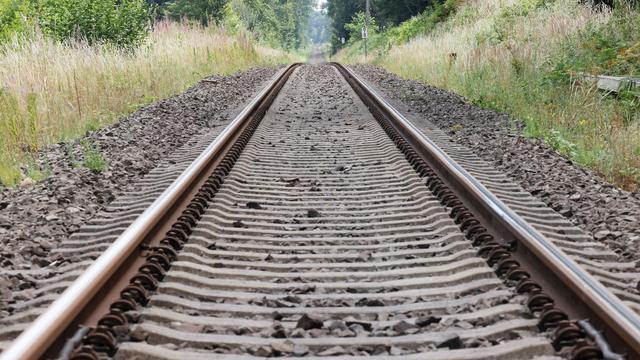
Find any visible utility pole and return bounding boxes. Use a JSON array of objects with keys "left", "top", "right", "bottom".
[{"left": 364, "top": 0, "right": 370, "bottom": 60}]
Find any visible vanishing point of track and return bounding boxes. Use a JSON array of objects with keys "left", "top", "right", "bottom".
[{"left": 2, "top": 63, "right": 640, "bottom": 360}]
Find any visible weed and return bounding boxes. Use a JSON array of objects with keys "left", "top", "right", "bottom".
[
  {"left": 81, "top": 141, "right": 108, "bottom": 173},
  {"left": 450, "top": 124, "right": 464, "bottom": 133},
  {"left": 24, "top": 157, "right": 52, "bottom": 182},
  {"left": 85, "top": 119, "right": 101, "bottom": 133}
]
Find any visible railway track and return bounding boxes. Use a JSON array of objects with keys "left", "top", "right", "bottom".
[{"left": 1, "top": 64, "right": 640, "bottom": 359}]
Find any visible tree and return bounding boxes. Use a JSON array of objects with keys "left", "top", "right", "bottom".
[
  {"left": 326, "top": 0, "right": 361, "bottom": 50},
  {"left": 326, "top": 0, "right": 439, "bottom": 50},
  {"left": 165, "top": 0, "right": 228, "bottom": 25},
  {"left": 372, "top": 0, "right": 433, "bottom": 26},
  {"left": 227, "top": 0, "right": 313, "bottom": 50},
  {"left": 344, "top": 11, "right": 377, "bottom": 44}
]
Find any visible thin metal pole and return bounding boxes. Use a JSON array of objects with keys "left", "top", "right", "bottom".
[{"left": 365, "top": 0, "right": 370, "bottom": 60}]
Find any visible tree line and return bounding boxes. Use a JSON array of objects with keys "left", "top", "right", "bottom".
[
  {"left": 325, "top": 0, "right": 446, "bottom": 50},
  {"left": 0, "top": 0, "right": 314, "bottom": 50}
]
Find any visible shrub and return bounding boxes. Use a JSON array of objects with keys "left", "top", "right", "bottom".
[
  {"left": 0, "top": 0, "right": 34, "bottom": 42},
  {"left": 81, "top": 140, "right": 107, "bottom": 173},
  {"left": 344, "top": 11, "right": 379, "bottom": 44},
  {"left": 37, "top": 0, "right": 150, "bottom": 48}
]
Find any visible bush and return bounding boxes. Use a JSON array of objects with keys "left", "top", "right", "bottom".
[
  {"left": 0, "top": 0, "right": 34, "bottom": 42},
  {"left": 37, "top": 0, "right": 150, "bottom": 48},
  {"left": 550, "top": 7, "right": 639, "bottom": 78},
  {"left": 344, "top": 11, "right": 379, "bottom": 44}
]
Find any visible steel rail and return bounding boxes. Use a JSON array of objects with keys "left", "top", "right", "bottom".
[
  {"left": 0, "top": 63, "right": 300, "bottom": 360},
  {"left": 333, "top": 62, "right": 640, "bottom": 358}
]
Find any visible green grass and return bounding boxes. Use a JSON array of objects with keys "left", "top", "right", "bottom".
[
  {"left": 81, "top": 140, "right": 108, "bottom": 173},
  {"left": 337, "top": 0, "right": 640, "bottom": 190}
]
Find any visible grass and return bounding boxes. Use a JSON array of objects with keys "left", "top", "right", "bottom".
[
  {"left": 80, "top": 140, "right": 108, "bottom": 173},
  {"left": 336, "top": 0, "right": 640, "bottom": 190},
  {"left": 0, "top": 21, "right": 295, "bottom": 187}
]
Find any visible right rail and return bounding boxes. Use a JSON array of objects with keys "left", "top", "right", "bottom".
[{"left": 333, "top": 62, "right": 640, "bottom": 359}]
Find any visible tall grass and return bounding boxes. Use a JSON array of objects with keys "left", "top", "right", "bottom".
[
  {"left": 0, "top": 21, "right": 294, "bottom": 186},
  {"left": 337, "top": 0, "right": 640, "bottom": 190}
]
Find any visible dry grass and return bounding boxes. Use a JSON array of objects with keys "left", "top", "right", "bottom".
[
  {"left": 0, "top": 21, "right": 294, "bottom": 186},
  {"left": 337, "top": 0, "right": 640, "bottom": 189}
]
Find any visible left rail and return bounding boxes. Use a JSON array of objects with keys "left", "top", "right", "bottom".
[{"left": 0, "top": 63, "right": 301, "bottom": 360}]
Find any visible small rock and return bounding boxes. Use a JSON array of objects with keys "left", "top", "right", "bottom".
[
  {"left": 269, "top": 322, "right": 287, "bottom": 338},
  {"left": 45, "top": 214, "right": 59, "bottom": 221},
  {"left": 271, "top": 340, "right": 294, "bottom": 354},
  {"left": 290, "top": 328, "right": 306, "bottom": 338},
  {"left": 366, "top": 299, "right": 385, "bottom": 307},
  {"left": 128, "top": 326, "right": 148, "bottom": 341},
  {"left": 246, "top": 201, "right": 263, "bottom": 209},
  {"left": 271, "top": 311, "right": 284, "bottom": 320},
  {"left": 416, "top": 315, "right": 442, "bottom": 327},
  {"left": 569, "top": 193, "right": 581, "bottom": 200},
  {"left": 392, "top": 320, "right": 418, "bottom": 334},
  {"left": 252, "top": 346, "right": 273, "bottom": 357},
  {"left": 327, "top": 320, "right": 348, "bottom": 331},
  {"left": 307, "top": 209, "right": 321, "bottom": 218},
  {"left": 317, "top": 346, "right": 346, "bottom": 356},
  {"left": 334, "top": 328, "right": 356, "bottom": 337},
  {"left": 437, "top": 334, "right": 464, "bottom": 349},
  {"left": 357, "top": 251, "right": 372, "bottom": 262},
  {"left": 344, "top": 317, "right": 372, "bottom": 331},
  {"left": 293, "top": 344, "right": 310, "bottom": 356},
  {"left": 296, "top": 313, "right": 324, "bottom": 330},
  {"left": 232, "top": 220, "right": 246, "bottom": 228},
  {"left": 19, "top": 178, "right": 35, "bottom": 188},
  {"left": 456, "top": 320, "right": 474, "bottom": 330}
]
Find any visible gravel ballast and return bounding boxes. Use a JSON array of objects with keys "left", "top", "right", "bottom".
[
  {"left": 0, "top": 67, "right": 279, "bottom": 278},
  {"left": 350, "top": 64, "right": 640, "bottom": 266}
]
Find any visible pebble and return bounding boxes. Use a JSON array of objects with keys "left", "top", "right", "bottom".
[
  {"left": 437, "top": 334, "right": 464, "bottom": 349},
  {"left": 296, "top": 313, "right": 324, "bottom": 330},
  {"left": 318, "top": 346, "right": 347, "bottom": 356}
]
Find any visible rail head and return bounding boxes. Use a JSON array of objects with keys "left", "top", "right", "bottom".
[
  {"left": 0, "top": 63, "right": 301, "bottom": 360},
  {"left": 332, "top": 62, "right": 640, "bottom": 358}
]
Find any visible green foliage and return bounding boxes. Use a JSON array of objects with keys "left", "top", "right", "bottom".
[
  {"left": 475, "top": 0, "right": 548, "bottom": 46},
  {"left": 37, "top": 0, "right": 150, "bottom": 48},
  {"left": 327, "top": 0, "right": 449, "bottom": 51},
  {"left": 335, "top": 0, "right": 457, "bottom": 58},
  {"left": 327, "top": 0, "right": 363, "bottom": 50},
  {"left": 0, "top": 0, "right": 34, "bottom": 42},
  {"left": 227, "top": 0, "right": 313, "bottom": 50},
  {"left": 344, "top": 11, "right": 378, "bottom": 44},
  {"left": 24, "top": 157, "right": 51, "bottom": 182},
  {"left": 81, "top": 140, "right": 107, "bottom": 173},
  {"left": 500, "top": 0, "right": 548, "bottom": 17},
  {"left": 388, "top": 0, "right": 457, "bottom": 43},
  {"left": 373, "top": 0, "right": 433, "bottom": 26},
  {"left": 165, "top": 0, "right": 227, "bottom": 25},
  {"left": 545, "top": 5, "right": 639, "bottom": 84}
]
